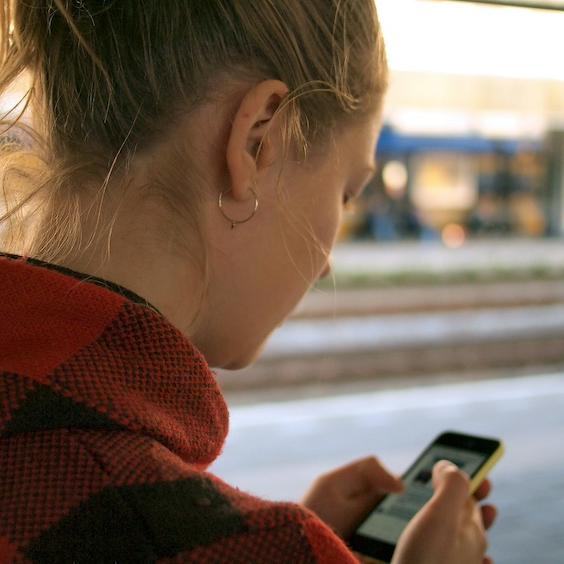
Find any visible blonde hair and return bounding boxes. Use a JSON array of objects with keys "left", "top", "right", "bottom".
[{"left": 0, "top": 0, "right": 388, "bottom": 264}]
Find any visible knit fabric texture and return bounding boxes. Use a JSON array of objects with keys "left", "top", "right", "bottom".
[{"left": 0, "top": 253, "right": 358, "bottom": 563}]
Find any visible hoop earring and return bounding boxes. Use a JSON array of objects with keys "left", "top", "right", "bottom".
[{"left": 218, "top": 187, "right": 259, "bottom": 229}]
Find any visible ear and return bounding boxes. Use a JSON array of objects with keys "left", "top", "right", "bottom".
[{"left": 226, "top": 80, "right": 289, "bottom": 202}]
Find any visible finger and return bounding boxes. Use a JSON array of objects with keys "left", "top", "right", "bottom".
[
  {"left": 466, "top": 495, "right": 484, "bottom": 530},
  {"left": 468, "top": 496, "right": 487, "bottom": 536},
  {"left": 432, "top": 460, "right": 471, "bottom": 514},
  {"left": 481, "top": 504, "right": 498, "bottom": 530},
  {"left": 327, "top": 456, "right": 404, "bottom": 497},
  {"left": 474, "top": 479, "right": 492, "bottom": 501}
]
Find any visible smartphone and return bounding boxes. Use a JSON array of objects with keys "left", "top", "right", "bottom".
[{"left": 349, "top": 431, "right": 504, "bottom": 563}]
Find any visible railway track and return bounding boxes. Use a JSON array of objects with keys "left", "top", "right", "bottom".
[{"left": 217, "top": 280, "right": 564, "bottom": 393}]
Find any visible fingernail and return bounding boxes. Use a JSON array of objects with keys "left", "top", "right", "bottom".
[{"left": 435, "top": 460, "right": 457, "bottom": 473}]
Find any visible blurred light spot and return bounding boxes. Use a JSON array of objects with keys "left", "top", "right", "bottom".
[
  {"left": 383, "top": 160, "right": 408, "bottom": 199},
  {"left": 442, "top": 223, "right": 466, "bottom": 248}
]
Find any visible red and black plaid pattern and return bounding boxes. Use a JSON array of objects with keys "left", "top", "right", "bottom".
[{"left": 0, "top": 254, "right": 357, "bottom": 563}]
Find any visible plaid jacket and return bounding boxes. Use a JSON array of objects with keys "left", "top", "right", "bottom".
[{"left": 0, "top": 253, "right": 358, "bottom": 563}]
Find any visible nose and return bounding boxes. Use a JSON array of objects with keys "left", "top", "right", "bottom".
[{"left": 319, "top": 260, "right": 332, "bottom": 280}]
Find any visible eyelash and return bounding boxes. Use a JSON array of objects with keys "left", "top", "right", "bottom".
[{"left": 343, "top": 192, "right": 356, "bottom": 212}]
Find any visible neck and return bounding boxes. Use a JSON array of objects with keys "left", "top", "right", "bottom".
[{"left": 44, "top": 185, "right": 203, "bottom": 340}]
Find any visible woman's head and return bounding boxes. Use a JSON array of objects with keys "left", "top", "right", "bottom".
[{"left": 0, "top": 0, "right": 387, "bottom": 368}]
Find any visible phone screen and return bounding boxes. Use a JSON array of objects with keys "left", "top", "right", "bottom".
[{"left": 356, "top": 443, "right": 489, "bottom": 546}]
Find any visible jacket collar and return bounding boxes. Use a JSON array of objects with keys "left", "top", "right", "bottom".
[{"left": 0, "top": 253, "right": 229, "bottom": 468}]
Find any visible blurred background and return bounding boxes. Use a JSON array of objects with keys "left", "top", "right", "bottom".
[{"left": 212, "top": 1, "right": 564, "bottom": 563}]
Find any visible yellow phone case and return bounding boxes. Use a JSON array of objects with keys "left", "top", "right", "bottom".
[{"left": 469, "top": 441, "right": 505, "bottom": 494}]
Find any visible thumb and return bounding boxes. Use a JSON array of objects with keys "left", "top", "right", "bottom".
[{"left": 431, "top": 460, "right": 470, "bottom": 515}]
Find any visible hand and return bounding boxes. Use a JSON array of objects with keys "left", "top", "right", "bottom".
[
  {"left": 392, "top": 460, "right": 498, "bottom": 564},
  {"left": 301, "top": 456, "right": 404, "bottom": 539}
]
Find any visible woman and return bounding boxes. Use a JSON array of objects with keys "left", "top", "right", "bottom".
[{"left": 0, "top": 1, "right": 496, "bottom": 562}]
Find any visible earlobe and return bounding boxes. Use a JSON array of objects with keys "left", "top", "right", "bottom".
[{"left": 226, "top": 80, "right": 289, "bottom": 203}]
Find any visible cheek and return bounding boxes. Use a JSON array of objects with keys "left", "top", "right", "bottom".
[{"left": 311, "top": 194, "right": 343, "bottom": 249}]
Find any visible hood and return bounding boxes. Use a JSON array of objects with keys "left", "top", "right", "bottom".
[{"left": 0, "top": 252, "right": 228, "bottom": 468}]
